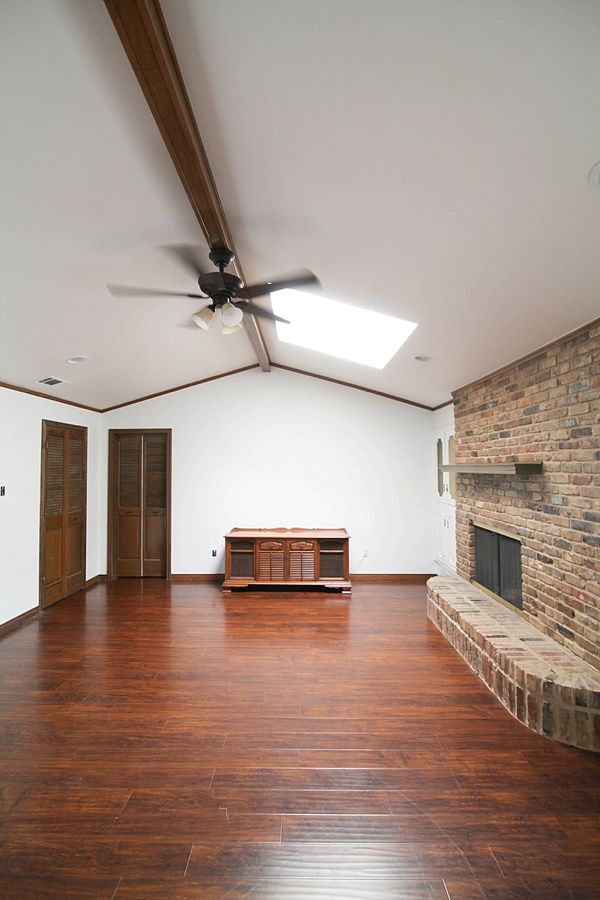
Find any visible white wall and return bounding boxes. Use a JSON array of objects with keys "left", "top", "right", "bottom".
[
  {"left": 0, "top": 369, "right": 438, "bottom": 627},
  {"left": 431, "top": 401, "right": 455, "bottom": 496},
  {"left": 431, "top": 401, "right": 456, "bottom": 575},
  {"left": 102, "top": 367, "right": 435, "bottom": 575},
  {"left": 0, "top": 387, "right": 102, "bottom": 624},
  {"left": 431, "top": 402, "right": 454, "bottom": 436}
]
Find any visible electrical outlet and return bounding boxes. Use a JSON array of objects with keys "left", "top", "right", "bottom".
[{"left": 212, "top": 549, "right": 217, "bottom": 557}]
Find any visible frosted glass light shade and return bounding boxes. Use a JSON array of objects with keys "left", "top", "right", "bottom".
[
  {"left": 221, "top": 302, "right": 244, "bottom": 327},
  {"left": 222, "top": 323, "right": 243, "bottom": 334},
  {"left": 192, "top": 307, "right": 213, "bottom": 330}
]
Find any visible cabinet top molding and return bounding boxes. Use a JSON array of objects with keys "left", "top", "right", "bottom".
[
  {"left": 225, "top": 528, "right": 349, "bottom": 539},
  {"left": 440, "top": 463, "right": 543, "bottom": 476}
]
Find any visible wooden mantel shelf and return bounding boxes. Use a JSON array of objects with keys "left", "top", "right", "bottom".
[{"left": 440, "top": 463, "right": 543, "bottom": 475}]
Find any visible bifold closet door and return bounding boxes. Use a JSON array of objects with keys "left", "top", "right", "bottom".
[
  {"left": 40, "top": 421, "right": 87, "bottom": 608},
  {"left": 142, "top": 433, "right": 169, "bottom": 576},
  {"left": 114, "top": 433, "right": 143, "bottom": 576},
  {"left": 111, "top": 430, "right": 170, "bottom": 578}
]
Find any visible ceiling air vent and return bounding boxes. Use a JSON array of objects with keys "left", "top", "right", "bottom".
[{"left": 38, "top": 376, "right": 69, "bottom": 387}]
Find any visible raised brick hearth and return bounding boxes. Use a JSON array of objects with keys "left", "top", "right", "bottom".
[
  {"left": 428, "top": 575, "right": 600, "bottom": 751},
  {"left": 453, "top": 320, "right": 600, "bottom": 671}
]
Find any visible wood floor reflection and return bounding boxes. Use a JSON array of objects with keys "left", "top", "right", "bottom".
[{"left": 0, "top": 580, "right": 599, "bottom": 898}]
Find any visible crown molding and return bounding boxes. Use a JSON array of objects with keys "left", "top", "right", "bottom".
[
  {"left": 100, "top": 365, "right": 260, "bottom": 412},
  {"left": 430, "top": 398, "right": 454, "bottom": 411},
  {"left": 452, "top": 315, "right": 600, "bottom": 397},
  {"left": 1, "top": 365, "right": 445, "bottom": 414},
  {"left": 270, "top": 363, "right": 435, "bottom": 411},
  {"left": 0, "top": 380, "right": 101, "bottom": 413}
]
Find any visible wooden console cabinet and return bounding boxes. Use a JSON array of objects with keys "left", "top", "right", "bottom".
[{"left": 223, "top": 528, "right": 351, "bottom": 593}]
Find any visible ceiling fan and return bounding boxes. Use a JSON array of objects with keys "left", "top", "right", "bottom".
[{"left": 109, "top": 245, "right": 320, "bottom": 334}]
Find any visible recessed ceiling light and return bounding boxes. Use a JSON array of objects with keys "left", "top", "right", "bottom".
[
  {"left": 66, "top": 355, "right": 87, "bottom": 365},
  {"left": 271, "top": 290, "right": 417, "bottom": 369},
  {"left": 414, "top": 355, "right": 432, "bottom": 363},
  {"left": 588, "top": 160, "right": 600, "bottom": 190}
]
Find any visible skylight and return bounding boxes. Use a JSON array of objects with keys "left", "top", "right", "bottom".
[{"left": 271, "top": 290, "right": 417, "bottom": 369}]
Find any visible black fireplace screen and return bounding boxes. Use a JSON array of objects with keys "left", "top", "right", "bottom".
[{"left": 474, "top": 526, "right": 523, "bottom": 609}]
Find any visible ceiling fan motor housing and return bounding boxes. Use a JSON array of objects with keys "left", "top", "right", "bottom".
[
  {"left": 198, "top": 270, "right": 244, "bottom": 305},
  {"left": 208, "top": 246, "right": 236, "bottom": 270}
]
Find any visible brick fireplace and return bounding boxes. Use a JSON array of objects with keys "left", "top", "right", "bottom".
[{"left": 452, "top": 319, "right": 600, "bottom": 671}]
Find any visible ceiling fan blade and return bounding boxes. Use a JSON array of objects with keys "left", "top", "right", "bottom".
[
  {"left": 238, "top": 270, "right": 319, "bottom": 300},
  {"left": 243, "top": 302, "right": 290, "bottom": 324},
  {"left": 160, "top": 244, "right": 205, "bottom": 278},
  {"left": 107, "top": 284, "right": 208, "bottom": 300}
]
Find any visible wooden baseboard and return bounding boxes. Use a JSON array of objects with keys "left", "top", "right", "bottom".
[
  {"left": 1, "top": 576, "right": 108, "bottom": 638},
  {"left": 0, "top": 606, "right": 38, "bottom": 638},
  {"left": 350, "top": 573, "right": 434, "bottom": 584},
  {"left": 170, "top": 574, "right": 223, "bottom": 583},
  {"left": 85, "top": 575, "right": 108, "bottom": 589}
]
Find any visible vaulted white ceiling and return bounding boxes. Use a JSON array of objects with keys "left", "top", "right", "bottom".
[{"left": 2, "top": 0, "right": 600, "bottom": 409}]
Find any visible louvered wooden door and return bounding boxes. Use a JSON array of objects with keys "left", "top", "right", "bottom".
[
  {"left": 40, "top": 422, "right": 87, "bottom": 608},
  {"left": 110, "top": 430, "right": 170, "bottom": 578},
  {"left": 114, "top": 433, "right": 143, "bottom": 577},
  {"left": 143, "top": 433, "right": 168, "bottom": 576}
]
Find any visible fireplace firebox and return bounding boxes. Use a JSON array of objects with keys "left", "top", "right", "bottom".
[{"left": 474, "top": 525, "right": 522, "bottom": 610}]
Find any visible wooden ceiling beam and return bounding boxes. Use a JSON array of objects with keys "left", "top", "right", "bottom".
[{"left": 103, "top": 0, "right": 270, "bottom": 371}]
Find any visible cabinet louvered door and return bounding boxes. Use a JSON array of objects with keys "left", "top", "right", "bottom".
[
  {"left": 288, "top": 541, "right": 316, "bottom": 581},
  {"left": 40, "top": 422, "right": 87, "bottom": 608},
  {"left": 142, "top": 432, "right": 168, "bottom": 576},
  {"left": 110, "top": 430, "right": 171, "bottom": 578},
  {"left": 258, "top": 541, "right": 284, "bottom": 581}
]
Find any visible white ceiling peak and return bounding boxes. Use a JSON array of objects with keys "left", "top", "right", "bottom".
[{"left": 1, "top": 0, "right": 599, "bottom": 407}]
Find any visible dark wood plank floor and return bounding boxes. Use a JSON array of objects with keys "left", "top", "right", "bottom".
[{"left": 1, "top": 581, "right": 599, "bottom": 898}]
